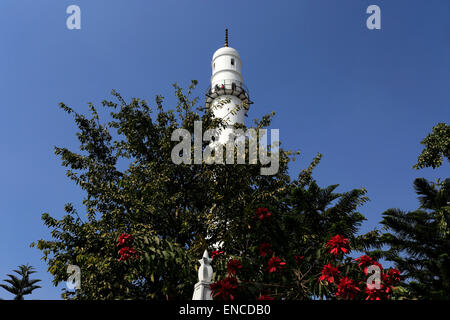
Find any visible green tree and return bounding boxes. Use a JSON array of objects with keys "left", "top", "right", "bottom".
[
  {"left": 0, "top": 265, "right": 42, "bottom": 300},
  {"left": 379, "top": 178, "right": 450, "bottom": 299},
  {"left": 34, "top": 81, "right": 377, "bottom": 299},
  {"left": 209, "top": 157, "right": 405, "bottom": 300},
  {"left": 413, "top": 122, "right": 450, "bottom": 169},
  {"left": 209, "top": 173, "right": 374, "bottom": 300}
]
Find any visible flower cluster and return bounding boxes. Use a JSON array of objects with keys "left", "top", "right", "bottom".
[
  {"left": 325, "top": 234, "right": 350, "bottom": 256},
  {"left": 319, "top": 263, "right": 340, "bottom": 283},
  {"left": 227, "top": 259, "right": 243, "bottom": 276},
  {"left": 294, "top": 255, "right": 304, "bottom": 265},
  {"left": 210, "top": 277, "right": 238, "bottom": 300},
  {"left": 355, "top": 255, "right": 382, "bottom": 275},
  {"left": 211, "top": 250, "right": 224, "bottom": 260},
  {"left": 117, "top": 233, "right": 133, "bottom": 247},
  {"left": 116, "top": 233, "right": 137, "bottom": 262},
  {"left": 363, "top": 266, "right": 402, "bottom": 300},
  {"left": 335, "top": 277, "right": 360, "bottom": 300},
  {"left": 267, "top": 256, "right": 286, "bottom": 273},
  {"left": 384, "top": 268, "right": 402, "bottom": 285},
  {"left": 253, "top": 207, "right": 272, "bottom": 221},
  {"left": 365, "top": 286, "right": 389, "bottom": 300},
  {"left": 211, "top": 207, "right": 291, "bottom": 300},
  {"left": 259, "top": 243, "right": 273, "bottom": 257},
  {"left": 320, "top": 235, "right": 403, "bottom": 300},
  {"left": 118, "top": 247, "right": 137, "bottom": 262},
  {"left": 210, "top": 257, "right": 242, "bottom": 300}
]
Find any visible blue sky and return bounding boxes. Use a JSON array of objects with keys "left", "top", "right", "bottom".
[{"left": 0, "top": 0, "right": 448, "bottom": 299}]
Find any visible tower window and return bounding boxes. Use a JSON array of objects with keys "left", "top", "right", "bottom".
[{"left": 231, "top": 58, "right": 235, "bottom": 66}]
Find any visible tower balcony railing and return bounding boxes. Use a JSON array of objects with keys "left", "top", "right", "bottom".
[{"left": 205, "top": 79, "right": 252, "bottom": 109}]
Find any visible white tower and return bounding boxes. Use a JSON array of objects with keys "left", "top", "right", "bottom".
[{"left": 205, "top": 29, "right": 252, "bottom": 144}]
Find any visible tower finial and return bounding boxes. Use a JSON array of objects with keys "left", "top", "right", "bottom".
[{"left": 224, "top": 29, "right": 228, "bottom": 47}]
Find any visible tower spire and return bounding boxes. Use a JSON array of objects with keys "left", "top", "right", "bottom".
[{"left": 224, "top": 29, "right": 228, "bottom": 47}]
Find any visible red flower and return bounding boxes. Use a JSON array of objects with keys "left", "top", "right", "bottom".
[
  {"left": 294, "top": 255, "right": 304, "bottom": 265},
  {"left": 210, "top": 277, "right": 238, "bottom": 300},
  {"left": 355, "top": 255, "right": 374, "bottom": 268},
  {"left": 365, "top": 285, "right": 389, "bottom": 300},
  {"left": 227, "top": 259, "right": 243, "bottom": 276},
  {"left": 382, "top": 268, "right": 402, "bottom": 287},
  {"left": 266, "top": 256, "right": 286, "bottom": 273},
  {"left": 325, "top": 235, "right": 350, "bottom": 256},
  {"left": 117, "top": 233, "right": 133, "bottom": 247},
  {"left": 259, "top": 243, "right": 273, "bottom": 257},
  {"left": 355, "top": 255, "right": 382, "bottom": 275},
  {"left": 211, "top": 250, "right": 224, "bottom": 260},
  {"left": 254, "top": 207, "right": 272, "bottom": 221},
  {"left": 118, "top": 246, "right": 137, "bottom": 261},
  {"left": 258, "top": 294, "right": 274, "bottom": 300},
  {"left": 319, "top": 263, "right": 340, "bottom": 283},
  {"left": 117, "top": 233, "right": 137, "bottom": 262},
  {"left": 386, "top": 268, "right": 402, "bottom": 283},
  {"left": 335, "top": 277, "right": 360, "bottom": 300}
]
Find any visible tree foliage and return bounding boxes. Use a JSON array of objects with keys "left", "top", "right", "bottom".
[
  {"left": 0, "top": 264, "right": 41, "bottom": 300},
  {"left": 414, "top": 122, "right": 450, "bottom": 169},
  {"left": 209, "top": 176, "right": 374, "bottom": 300},
  {"left": 208, "top": 171, "right": 408, "bottom": 300},
  {"left": 33, "top": 81, "right": 383, "bottom": 300},
  {"left": 379, "top": 178, "right": 450, "bottom": 299},
  {"left": 33, "top": 81, "right": 296, "bottom": 299}
]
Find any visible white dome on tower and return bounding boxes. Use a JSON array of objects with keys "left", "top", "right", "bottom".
[
  {"left": 211, "top": 46, "right": 243, "bottom": 90},
  {"left": 212, "top": 46, "right": 241, "bottom": 61}
]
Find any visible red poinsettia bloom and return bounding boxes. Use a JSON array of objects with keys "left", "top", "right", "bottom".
[
  {"left": 355, "top": 255, "right": 374, "bottom": 268},
  {"left": 259, "top": 243, "right": 273, "bottom": 257},
  {"left": 355, "top": 255, "right": 383, "bottom": 275},
  {"left": 118, "top": 246, "right": 137, "bottom": 261},
  {"left": 253, "top": 207, "right": 272, "bottom": 221},
  {"left": 117, "top": 233, "right": 133, "bottom": 247},
  {"left": 258, "top": 294, "right": 275, "bottom": 300},
  {"left": 266, "top": 256, "right": 286, "bottom": 273},
  {"left": 319, "top": 263, "right": 340, "bottom": 283},
  {"left": 325, "top": 234, "right": 350, "bottom": 256},
  {"left": 335, "top": 277, "right": 360, "bottom": 300},
  {"left": 387, "top": 268, "right": 402, "bottom": 283},
  {"left": 294, "top": 255, "right": 304, "bottom": 265},
  {"left": 365, "top": 285, "right": 389, "bottom": 300},
  {"left": 227, "top": 259, "right": 243, "bottom": 276},
  {"left": 382, "top": 268, "right": 402, "bottom": 287},
  {"left": 210, "top": 277, "right": 238, "bottom": 300},
  {"left": 211, "top": 250, "right": 224, "bottom": 260}
]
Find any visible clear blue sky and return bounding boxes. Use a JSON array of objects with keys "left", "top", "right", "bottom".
[{"left": 0, "top": 0, "right": 448, "bottom": 299}]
